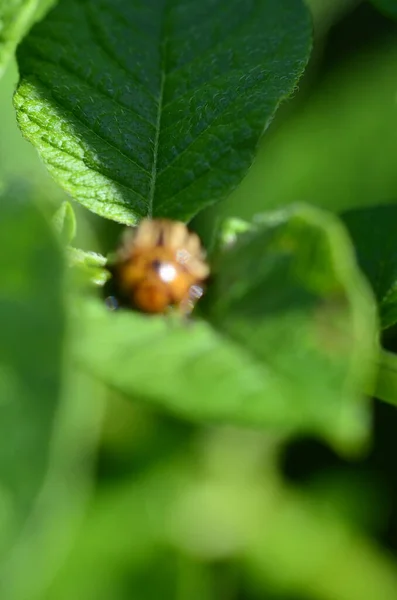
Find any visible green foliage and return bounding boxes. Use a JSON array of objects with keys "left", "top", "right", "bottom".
[
  {"left": 3, "top": 1, "right": 397, "bottom": 599},
  {"left": 0, "top": 196, "right": 64, "bottom": 535},
  {"left": 370, "top": 0, "right": 397, "bottom": 19},
  {"left": 67, "top": 247, "right": 109, "bottom": 286},
  {"left": 14, "top": 0, "right": 312, "bottom": 224},
  {"left": 342, "top": 205, "right": 397, "bottom": 330},
  {"left": 220, "top": 42, "right": 397, "bottom": 220},
  {"left": 0, "top": 196, "right": 104, "bottom": 599},
  {"left": 44, "top": 429, "right": 397, "bottom": 600},
  {"left": 53, "top": 200, "right": 76, "bottom": 244},
  {"left": 75, "top": 205, "right": 376, "bottom": 450},
  {"left": 0, "top": 0, "right": 56, "bottom": 78},
  {"left": 53, "top": 201, "right": 109, "bottom": 285},
  {"left": 373, "top": 350, "right": 397, "bottom": 407}
]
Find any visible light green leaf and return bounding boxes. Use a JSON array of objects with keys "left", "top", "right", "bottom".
[
  {"left": 75, "top": 205, "right": 376, "bottom": 450},
  {"left": 217, "top": 217, "right": 251, "bottom": 249},
  {"left": 53, "top": 202, "right": 109, "bottom": 284},
  {"left": 0, "top": 0, "right": 56, "bottom": 79},
  {"left": 0, "top": 197, "right": 104, "bottom": 599},
  {"left": 14, "top": 0, "right": 312, "bottom": 225},
  {"left": 342, "top": 204, "right": 397, "bottom": 330},
  {"left": 67, "top": 247, "right": 109, "bottom": 286},
  {"left": 45, "top": 430, "right": 397, "bottom": 600},
  {"left": 53, "top": 200, "right": 76, "bottom": 244}
]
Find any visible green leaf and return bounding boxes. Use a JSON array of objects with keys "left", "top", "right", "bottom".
[
  {"left": 45, "top": 434, "right": 397, "bottom": 600},
  {"left": 0, "top": 197, "right": 64, "bottom": 538},
  {"left": 14, "top": 0, "right": 312, "bottom": 225},
  {"left": 370, "top": 0, "right": 397, "bottom": 19},
  {"left": 0, "top": 197, "right": 104, "bottom": 599},
  {"left": 52, "top": 202, "right": 109, "bottom": 284},
  {"left": 53, "top": 200, "right": 76, "bottom": 244},
  {"left": 342, "top": 205, "right": 397, "bottom": 330},
  {"left": 0, "top": 0, "right": 56, "bottom": 79},
  {"left": 217, "top": 217, "right": 251, "bottom": 249},
  {"left": 75, "top": 205, "right": 376, "bottom": 450},
  {"left": 220, "top": 43, "right": 397, "bottom": 221},
  {"left": 373, "top": 349, "right": 397, "bottom": 407},
  {"left": 67, "top": 247, "right": 109, "bottom": 286}
]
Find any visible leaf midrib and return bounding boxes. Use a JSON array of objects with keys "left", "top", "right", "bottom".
[{"left": 148, "top": 2, "right": 169, "bottom": 218}]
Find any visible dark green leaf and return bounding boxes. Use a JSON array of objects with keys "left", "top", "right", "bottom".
[
  {"left": 342, "top": 204, "right": 397, "bottom": 330},
  {"left": 14, "top": 0, "right": 312, "bottom": 224},
  {"left": 0, "top": 197, "right": 64, "bottom": 537},
  {"left": 75, "top": 205, "right": 376, "bottom": 450},
  {"left": 0, "top": 0, "right": 56, "bottom": 78},
  {"left": 219, "top": 43, "right": 397, "bottom": 221},
  {"left": 370, "top": 0, "right": 397, "bottom": 19},
  {"left": 0, "top": 197, "right": 104, "bottom": 599},
  {"left": 373, "top": 350, "right": 397, "bottom": 407}
]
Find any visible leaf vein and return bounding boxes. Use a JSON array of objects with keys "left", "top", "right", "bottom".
[
  {"left": 83, "top": 2, "right": 158, "bottom": 104},
  {"left": 19, "top": 108, "right": 149, "bottom": 206},
  {"left": 148, "top": 2, "right": 168, "bottom": 218},
  {"left": 20, "top": 73, "right": 153, "bottom": 177},
  {"left": 24, "top": 40, "right": 157, "bottom": 130},
  {"left": 158, "top": 77, "right": 268, "bottom": 178}
]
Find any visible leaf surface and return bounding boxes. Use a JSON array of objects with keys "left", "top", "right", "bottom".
[
  {"left": 75, "top": 205, "right": 376, "bottom": 449},
  {"left": 342, "top": 204, "right": 397, "bottom": 330},
  {"left": 0, "top": 197, "right": 104, "bottom": 599},
  {"left": 53, "top": 200, "right": 76, "bottom": 244},
  {"left": 14, "top": 0, "right": 312, "bottom": 224}
]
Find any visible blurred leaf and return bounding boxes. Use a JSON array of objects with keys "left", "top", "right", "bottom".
[
  {"left": 67, "top": 247, "right": 109, "bottom": 286},
  {"left": 75, "top": 205, "right": 376, "bottom": 449},
  {"left": 44, "top": 465, "right": 184, "bottom": 600},
  {"left": 370, "top": 0, "right": 397, "bottom": 19},
  {"left": 373, "top": 349, "right": 397, "bottom": 407},
  {"left": 0, "top": 196, "right": 64, "bottom": 548},
  {"left": 305, "top": 469, "right": 388, "bottom": 534},
  {"left": 53, "top": 200, "right": 76, "bottom": 244},
  {"left": 342, "top": 204, "right": 397, "bottom": 330},
  {"left": 217, "top": 217, "right": 251, "bottom": 250},
  {"left": 53, "top": 202, "right": 110, "bottom": 285},
  {"left": 202, "top": 206, "right": 377, "bottom": 447},
  {"left": 0, "top": 62, "right": 70, "bottom": 212},
  {"left": 2, "top": 370, "right": 105, "bottom": 600},
  {"left": 247, "top": 485, "right": 397, "bottom": 600},
  {"left": 46, "top": 428, "right": 397, "bottom": 600},
  {"left": 306, "top": 0, "right": 361, "bottom": 33},
  {"left": 221, "top": 42, "right": 397, "bottom": 220},
  {"left": 0, "top": 197, "right": 104, "bottom": 599},
  {"left": 14, "top": 0, "right": 312, "bottom": 225},
  {"left": 0, "top": 0, "right": 56, "bottom": 79}
]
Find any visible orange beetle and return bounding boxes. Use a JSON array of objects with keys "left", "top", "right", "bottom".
[{"left": 108, "top": 219, "right": 209, "bottom": 315}]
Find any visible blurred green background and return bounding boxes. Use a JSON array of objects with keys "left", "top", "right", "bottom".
[{"left": 3, "top": 1, "right": 397, "bottom": 599}]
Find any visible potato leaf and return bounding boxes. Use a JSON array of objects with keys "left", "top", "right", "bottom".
[
  {"left": 75, "top": 205, "right": 377, "bottom": 451},
  {"left": 0, "top": 197, "right": 104, "bottom": 599},
  {"left": 14, "top": 0, "right": 312, "bottom": 224}
]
